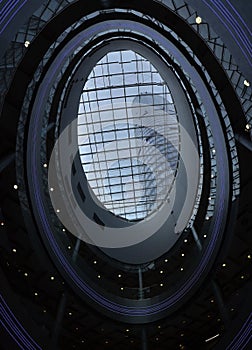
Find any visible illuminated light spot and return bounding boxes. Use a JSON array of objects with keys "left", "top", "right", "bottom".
[
  {"left": 181, "top": 253, "right": 185, "bottom": 257},
  {"left": 50, "top": 276, "right": 55, "bottom": 280},
  {"left": 69, "top": 312, "right": 72, "bottom": 316},
  {"left": 241, "top": 275, "right": 245, "bottom": 279},
  {"left": 180, "top": 333, "right": 184, "bottom": 337},
  {"left": 62, "top": 228, "right": 66, "bottom": 232},
  {"left": 34, "top": 292, "right": 38, "bottom": 296},
  {"left": 97, "top": 275, "right": 101, "bottom": 279},
  {"left": 120, "top": 287, "right": 124, "bottom": 291},
  {"left": 13, "top": 184, "right": 18, "bottom": 190},
  {"left": 43, "top": 163, "right": 47, "bottom": 168},
  {"left": 211, "top": 299, "right": 214, "bottom": 303},
  {"left": 160, "top": 270, "right": 163, "bottom": 274},
  {"left": 24, "top": 272, "right": 28, "bottom": 277},
  {"left": 24, "top": 40, "right": 30, "bottom": 47},
  {"left": 43, "top": 309, "right": 46, "bottom": 313},
  {"left": 180, "top": 267, "right": 184, "bottom": 271},
  {"left": 118, "top": 274, "right": 122, "bottom": 278},
  {"left": 158, "top": 325, "right": 161, "bottom": 329},
  {"left": 184, "top": 239, "right": 188, "bottom": 243},
  {"left": 208, "top": 197, "right": 212, "bottom": 200},
  {"left": 203, "top": 234, "right": 207, "bottom": 238},
  {"left": 93, "top": 260, "right": 97, "bottom": 264},
  {"left": 165, "top": 259, "right": 168, "bottom": 262},
  {"left": 50, "top": 187, "right": 54, "bottom": 192},
  {"left": 244, "top": 80, "right": 250, "bottom": 87},
  {"left": 248, "top": 254, "right": 251, "bottom": 259},
  {"left": 160, "top": 283, "right": 163, "bottom": 287},
  {"left": 206, "top": 216, "right": 209, "bottom": 220},
  {"left": 212, "top": 149, "right": 215, "bottom": 154},
  {"left": 56, "top": 209, "right": 60, "bottom": 213},
  {"left": 68, "top": 246, "right": 71, "bottom": 250},
  {"left": 196, "top": 16, "right": 202, "bottom": 24},
  {"left": 12, "top": 248, "right": 17, "bottom": 253},
  {"left": 1, "top": 222, "right": 5, "bottom": 226},
  {"left": 126, "top": 329, "right": 129, "bottom": 332},
  {"left": 245, "top": 123, "right": 251, "bottom": 130},
  {"left": 222, "top": 263, "right": 226, "bottom": 267}
]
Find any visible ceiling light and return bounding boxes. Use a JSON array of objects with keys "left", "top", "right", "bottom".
[
  {"left": 62, "top": 228, "right": 66, "bottom": 232},
  {"left": 50, "top": 276, "right": 55, "bottom": 280},
  {"left": 118, "top": 274, "right": 122, "bottom": 278},
  {"left": 126, "top": 329, "right": 129, "bottom": 332},
  {"left": 24, "top": 40, "right": 30, "bottom": 47},
  {"left": 184, "top": 239, "right": 187, "bottom": 243},
  {"left": 160, "top": 270, "right": 163, "bottom": 274},
  {"left": 196, "top": 16, "right": 202, "bottom": 24},
  {"left": 97, "top": 275, "right": 101, "bottom": 278},
  {"left": 211, "top": 299, "right": 214, "bottom": 303},
  {"left": 34, "top": 292, "right": 38, "bottom": 296},
  {"left": 203, "top": 234, "right": 207, "bottom": 238},
  {"left": 206, "top": 216, "right": 209, "bottom": 220},
  {"left": 241, "top": 275, "right": 245, "bottom": 279},
  {"left": 56, "top": 209, "right": 60, "bottom": 213},
  {"left": 50, "top": 187, "right": 54, "bottom": 192},
  {"left": 68, "top": 246, "right": 71, "bottom": 250},
  {"left": 12, "top": 248, "right": 17, "bottom": 253},
  {"left": 0, "top": 222, "right": 4, "bottom": 226},
  {"left": 69, "top": 312, "right": 72, "bottom": 316},
  {"left": 222, "top": 263, "right": 226, "bottom": 267},
  {"left": 180, "top": 267, "right": 184, "bottom": 271},
  {"left": 160, "top": 283, "right": 163, "bottom": 287},
  {"left": 212, "top": 149, "right": 215, "bottom": 154},
  {"left": 247, "top": 254, "right": 251, "bottom": 259},
  {"left": 13, "top": 184, "right": 18, "bottom": 190},
  {"left": 245, "top": 123, "right": 251, "bottom": 130},
  {"left": 164, "top": 259, "right": 168, "bottom": 262},
  {"left": 244, "top": 80, "right": 250, "bottom": 87},
  {"left": 93, "top": 260, "right": 97, "bottom": 264},
  {"left": 205, "top": 334, "right": 220, "bottom": 342},
  {"left": 24, "top": 272, "right": 28, "bottom": 277},
  {"left": 120, "top": 287, "right": 124, "bottom": 291},
  {"left": 181, "top": 253, "right": 185, "bottom": 257},
  {"left": 43, "top": 163, "right": 47, "bottom": 168}
]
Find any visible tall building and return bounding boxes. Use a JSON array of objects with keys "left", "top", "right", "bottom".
[{"left": 0, "top": 1, "right": 251, "bottom": 349}]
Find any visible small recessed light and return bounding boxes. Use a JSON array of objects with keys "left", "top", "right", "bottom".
[
  {"left": 1, "top": 222, "right": 4, "bottom": 226},
  {"left": 247, "top": 254, "right": 251, "bottom": 259},
  {"left": 12, "top": 248, "right": 17, "bottom": 253},
  {"left": 126, "top": 329, "right": 129, "bottom": 332},
  {"left": 212, "top": 149, "right": 215, "bottom": 154},
  {"left": 241, "top": 275, "right": 245, "bottom": 279},
  {"left": 62, "top": 228, "right": 66, "bottom": 232},
  {"left": 181, "top": 267, "right": 184, "bottom": 271},
  {"left": 184, "top": 239, "right": 188, "bottom": 243},
  {"left": 211, "top": 299, "right": 214, "bottom": 303},
  {"left": 181, "top": 253, "right": 185, "bottom": 257},
  {"left": 208, "top": 197, "right": 212, "bottom": 200},
  {"left": 158, "top": 325, "right": 161, "bottom": 329},
  {"left": 204, "top": 234, "right": 207, "bottom": 238},
  {"left": 24, "top": 40, "right": 30, "bottom": 47},
  {"left": 50, "top": 187, "right": 54, "bottom": 192},
  {"left": 196, "top": 16, "right": 202, "bottom": 24},
  {"left": 93, "top": 260, "right": 97, "bottom": 264},
  {"left": 245, "top": 123, "right": 251, "bottom": 131},
  {"left": 43, "top": 309, "right": 47, "bottom": 313},
  {"left": 50, "top": 276, "right": 55, "bottom": 280},
  {"left": 118, "top": 274, "right": 122, "bottom": 278},
  {"left": 68, "top": 246, "right": 71, "bottom": 250},
  {"left": 43, "top": 163, "right": 47, "bottom": 168},
  {"left": 160, "top": 270, "right": 163, "bottom": 274},
  {"left": 69, "top": 312, "right": 72, "bottom": 316},
  {"left": 97, "top": 275, "right": 101, "bottom": 279},
  {"left": 24, "top": 272, "right": 28, "bottom": 277},
  {"left": 165, "top": 259, "right": 168, "bottom": 262},
  {"left": 222, "top": 263, "right": 226, "bottom": 267},
  {"left": 13, "top": 184, "right": 18, "bottom": 190},
  {"left": 56, "top": 209, "right": 60, "bottom": 213},
  {"left": 120, "top": 287, "right": 124, "bottom": 291},
  {"left": 206, "top": 216, "right": 209, "bottom": 220},
  {"left": 34, "top": 292, "right": 38, "bottom": 296},
  {"left": 160, "top": 283, "right": 163, "bottom": 287},
  {"left": 244, "top": 80, "right": 250, "bottom": 87}
]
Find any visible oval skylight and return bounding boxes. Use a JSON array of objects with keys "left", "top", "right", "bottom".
[{"left": 77, "top": 50, "right": 180, "bottom": 221}]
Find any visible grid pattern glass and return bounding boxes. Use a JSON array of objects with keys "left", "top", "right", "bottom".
[{"left": 77, "top": 50, "right": 180, "bottom": 221}]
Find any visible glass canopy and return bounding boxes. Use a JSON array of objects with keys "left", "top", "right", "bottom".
[{"left": 77, "top": 50, "right": 180, "bottom": 221}]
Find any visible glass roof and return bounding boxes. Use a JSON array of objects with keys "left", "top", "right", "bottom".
[{"left": 77, "top": 50, "right": 180, "bottom": 221}]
